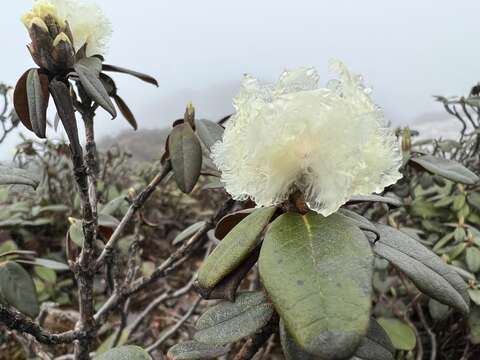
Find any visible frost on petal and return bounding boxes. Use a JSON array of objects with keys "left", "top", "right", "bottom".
[{"left": 212, "top": 63, "right": 402, "bottom": 216}]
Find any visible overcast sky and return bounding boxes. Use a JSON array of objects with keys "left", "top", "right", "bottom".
[{"left": 1, "top": 0, "right": 479, "bottom": 157}]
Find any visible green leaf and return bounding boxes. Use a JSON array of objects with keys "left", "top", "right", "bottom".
[
  {"left": 469, "top": 306, "right": 480, "bottom": 344},
  {"left": 428, "top": 299, "right": 450, "bottom": 321},
  {"left": 468, "top": 192, "right": 480, "bottom": 212},
  {"left": 94, "top": 345, "right": 151, "bottom": 360},
  {"left": 410, "top": 155, "right": 479, "bottom": 185},
  {"left": 35, "top": 204, "right": 70, "bottom": 215},
  {"left": 197, "top": 207, "right": 276, "bottom": 290},
  {"left": 0, "top": 261, "right": 39, "bottom": 317},
  {"left": 167, "top": 341, "right": 229, "bottom": 360},
  {"left": 377, "top": 318, "right": 416, "bottom": 351},
  {"left": 410, "top": 199, "right": 447, "bottom": 219},
  {"left": 279, "top": 320, "right": 316, "bottom": 360},
  {"left": 168, "top": 124, "right": 203, "bottom": 193},
  {"left": 453, "top": 194, "right": 467, "bottom": 211},
  {"left": 76, "top": 56, "right": 102, "bottom": 76},
  {"left": 454, "top": 227, "right": 466, "bottom": 243},
  {"left": 469, "top": 289, "right": 480, "bottom": 306},
  {"left": 0, "top": 165, "right": 39, "bottom": 189},
  {"left": 337, "top": 208, "right": 378, "bottom": 238},
  {"left": 68, "top": 219, "right": 84, "bottom": 246},
  {"left": 374, "top": 224, "right": 469, "bottom": 314},
  {"left": 347, "top": 195, "right": 402, "bottom": 207},
  {"left": 172, "top": 221, "right": 206, "bottom": 245},
  {"left": 259, "top": 212, "right": 373, "bottom": 358},
  {"left": 280, "top": 318, "right": 394, "bottom": 360},
  {"left": 26, "top": 69, "right": 49, "bottom": 138},
  {"left": 17, "top": 258, "right": 69, "bottom": 271},
  {"left": 195, "top": 119, "right": 224, "bottom": 152},
  {"left": 74, "top": 61, "right": 117, "bottom": 118},
  {"left": 99, "top": 213, "right": 120, "bottom": 229},
  {"left": 34, "top": 266, "right": 56, "bottom": 283},
  {"left": 100, "top": 196, "right": 127, "bottom": 216},
  {"left": 447, "top": 242, "right": 467, "bottom": 260},
  {"left": 466, "top": 247, "right": 480, "bottom": 273},
  {"left": 351, "top": 319, "right": 395, "bottom": 360},
  {"left": 194, "top": 291, "right": 273, "bottom": 345},
  {"left": 96, "top": 329, "right": 129, "bottom": 355}
]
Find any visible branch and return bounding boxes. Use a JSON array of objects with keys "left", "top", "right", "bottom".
[
  {"left": 128, "top": 273, "right": 197, "bottom": 335},
  {"left": 146, "top": 296, "right": 202, "bottom": 354},
  {"left": 71, "top": 108, "right": 99, "bottom": 360},
  {"left": 95, "top": 161, "right": 172, "bottom": 267},
  {"left": 0, "top": 304, "right": 83, "bottom": 345},
  {"left": 94, "top": 221, "right": 212, "bottom": 324}
]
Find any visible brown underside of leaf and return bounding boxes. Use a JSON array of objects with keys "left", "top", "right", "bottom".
[
  {"left": 13, "top": 70, "right": 34, "bottom": 131},
  {"left": 114, "top": 94, "right": 137, "bottom": 130}
]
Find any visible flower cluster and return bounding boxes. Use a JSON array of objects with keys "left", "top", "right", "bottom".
[
  {"left": 212, "top": 61, "right": 402, "bottom": 216},
  {"left": 21, "top": 0, "right": 111, "bottom": 71}
]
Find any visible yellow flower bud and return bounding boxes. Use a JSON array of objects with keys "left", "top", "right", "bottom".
[
  {"left": 53, "top": 32, "right": 72, "bottom": 47},
  {"left": 401, "top": 127, "right": 411, "bottom": 153},
  {"left": 24, "top": 16, "right": 49, "bottom": 32}
]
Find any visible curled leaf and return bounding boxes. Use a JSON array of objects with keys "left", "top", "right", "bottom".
[
  {"left": 74, "top": 62, "right": 117, "bottom": 118},
  {"left": 410, "top": 155, "right": 479, "bottom": 185},
  {"left": 374, "top": 224, "right": 470, "bottom": 314},
  {"left": 113, "top": 94, "right": 137, "bottom": 130},
  {"left": 13, "top": 70, "right": 33, "bottom": 130},
  {"left": 102, "top": 64, "right": 158, "bottom": 87},
  {"left": 26, "top": 69, "right": 50, "bottom": 138}
]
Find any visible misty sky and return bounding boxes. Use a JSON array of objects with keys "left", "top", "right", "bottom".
[{"left": 1, "top": 0, "right": 480, "bottom": 157}]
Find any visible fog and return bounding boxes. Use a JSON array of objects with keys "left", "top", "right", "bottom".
[{"left": 1, "top": 0, "right": 479, "bottom": 158}]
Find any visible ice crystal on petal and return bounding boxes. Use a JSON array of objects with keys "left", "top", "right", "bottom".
[{"left": 212, "top": 61, "right": 402, "bottom": 216}]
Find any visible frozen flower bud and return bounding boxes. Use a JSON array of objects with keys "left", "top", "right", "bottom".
[
  {"left": 21, "top": 0, "right": 111, "bottom": 71},
  {"left": 212, "top": 61, "right": 402, "bottom": 216}
]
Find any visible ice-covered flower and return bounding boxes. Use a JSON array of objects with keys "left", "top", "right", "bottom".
[
  {"left": 212, "top": 61, "right": 402, "bottom": 216},
  {"left": 22, "top": 0, "right": 111, "bottom": 59}
]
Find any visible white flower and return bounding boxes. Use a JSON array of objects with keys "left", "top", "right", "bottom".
[
  {"left": 212, "top": 61, "right": 402, "bottom": 216},
  {"left": 22, "top": 0, "right": 111, "bottom": 57}
]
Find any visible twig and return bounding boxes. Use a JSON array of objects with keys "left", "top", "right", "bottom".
[
  {"left": 128, "top": 274, "right": 197, "bottom": 335},
  {"left": 146, "top": 295, "right": 202, "bottom": 354},
  {"left": 0, "top": 304, "right": 83, "bottom": 345},
  {"left": 94, "top": 221, "right": 212, "bottom": 324},
  {"left": 415, "top": 302, "right": 437, "bottom": 360},
  {"left": 95, "top": 161, "right": 172, "bottom": 267}
]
